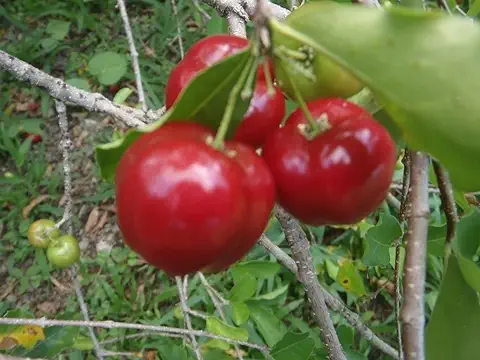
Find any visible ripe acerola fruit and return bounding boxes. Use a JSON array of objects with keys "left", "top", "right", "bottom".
[
  {"left": 115, "top": 121, "right": 275, "bottom": 276},
  {"left": 165, "top": 34, "right": 275, "bottom": 109},
  {"left": 232, "top": 81, "right": 286, "bottom": 149},
  {"left": 262, "top": 98, "right": 396, "bottom": 226}
]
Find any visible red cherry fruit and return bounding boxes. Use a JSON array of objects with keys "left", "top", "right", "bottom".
[
  {"left": 262, "top": 98, "right": 396, "bottom": 226},
  {"left": 115, "top": 121, "right": 275, "bottom": 276},
  {"left": 232, "top": 81, "right": 286, "bottom": 149},
  {"left": 203, "top": 141, "right": 275, "bottom": 272},
  {"left": 165, "top": 34, "right": 275, "bottom": 109}
]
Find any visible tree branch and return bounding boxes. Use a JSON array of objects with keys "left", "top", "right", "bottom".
[
  {"left": 432, "top": 160, "right": 458, "bottom": 264},
  {"left": 258, "top": 234, "right": 400, "bottom": 359},
  {"left": 0, "top": 318, "right": 269, "bottom": 353},
  {"left": 0, "top": 51, "right": 166, "bottom": 127},
  {"left": 275, "top": 207, "right": 346, "bottom": 360},
  {"left": 400, "top": 152, "right": 430, "bottom": 360},
  {"left": 117, "top": 0, "right": 147, "bottom": 111}
]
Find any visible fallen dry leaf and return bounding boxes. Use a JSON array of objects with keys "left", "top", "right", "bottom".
[
  {"left": 22, "top": 195, "right": 49, "bottom": 218},
  {"left": 37, "top": 301, "right": 58, "bottom": 315},
  {"left": 85, "top": 207, "right": 101, "bottom": 233},
  {"left": 100, "top": 204, "right": 117, "bottom": 213},
  {"left": 143, "top": 350, "right": 157, "bottom": 360}
]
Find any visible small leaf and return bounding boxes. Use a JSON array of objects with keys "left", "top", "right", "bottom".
[
  {"left": 230, "top": 302, "right": 250, "bottom": 326},
  {"left": 88, "top": 52, "right": 127, "bottom": 85},
  {"left": 388, "top": 246, "right": 405, "bottom": 272},
  {"left": 204, "top": 338, "right": 230, "bottom": 350},
  {"left": 207, "top": 13, "right": 229, "bottom": 35},
  {"left": 362, "top": 213, "right": 403, "bottom": 266},
  {"left": 0, "top": 326, "right": 44, "bottom": 350},
  {"left": 270, "top": 332, "right": 314, "bottom": 360},
  {"left": 229, "top": 273, "right": 257, "bottom": 302},
  {"left": 452, "top": 209, "right": 480, "bottom": 292},
  {"left": 206, "top": 317, "right": 249, "bottom": 342},
  {"left": 426, "top": 256, "right": 480, "bottom": 360},
  {"left": 113, "top": 88, "right": 133, "bottom": 104},
  {"left": 95, "top": 49, "right": 252, "bottom": 182},
  {"left": 46, "top": 20, "right": 70, "bottom": 40},
  {"left": 232, "top": 260, "right": 281, "bottom": 278},
  {"left": 252, "top": 284, "right": 289, "bottom": 301},
  {"left": 336, "top": 260, "right": 367, "bottom": 297},
  {"left": 427, "top": 224, "right": 447, "bottom": 257},
  {"left": 66, "top": 78, "right": 91, "bottom": 91},
  {"left": 248, "top": 304, "right": 287, "bottom": 347}
]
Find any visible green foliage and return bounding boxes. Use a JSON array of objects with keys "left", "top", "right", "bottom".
[
  {"left": 88, "top": 52, "right": 128, "bottom": 85},
  {"left": 426, "top": 256, "right": 480, "bottom": 360},
  {"left": 362, "top": 213, "right": 403, "bottom": 267}
]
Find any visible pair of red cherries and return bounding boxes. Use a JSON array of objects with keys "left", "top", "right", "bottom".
[{"left": 115, "top": 35, "right": 396, "bottom": 276}]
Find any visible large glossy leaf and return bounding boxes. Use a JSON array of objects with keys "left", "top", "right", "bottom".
[
  {"left": 426, "top": 256, "right": 480, "bottom": 360},
  {"left": 95, "top": 49, "right": 253, "bottom": 182},
  {"left": 270, "top": 2, "right": 480, "bottom": 191},
  {"left": 452, "top": 209, "right": 480, "bottom": 292}
]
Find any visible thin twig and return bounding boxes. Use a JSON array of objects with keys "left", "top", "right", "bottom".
[
  {"left": 100, "top": 331, "right": 186, "bottom": 346},
  {"left": 432, "top": 160, "right": 459, "bottom": 266},
  {"left": 387, "top": 193, "right": 401, "bottom": 212},
  {"left": 258, "top": 234, "right": 400, "bottom": 359},
  {"left": 54, "top": 101, "right": 73, "bottom": 233},
  {"left": 198, "top": 273, "right": 243, "bottom": 360},
  {"left": 0, "top": 51, "right": 166, "bottom": 127},
  {"left": 0, "top": 317, "right": 269, "bottom": 352},
  {"left": 176, "top": 276, "right": 202, "bottom": 360},
  {"left": 170, "top": 0, "right": 185, "bottom": 59},
  {"left": 117, "top": 0, "right": 147, "bottom": 110},
  {"left": 400, "top": 152, "right": 430, "bottom": 360},
  {"left": 275, "top": 207, "right": 347, "bottom": 360},
  {"left": 393, "top": 148, "right": 412, "bottom": 360},
  {"left": 55, "top": 100, "right": 105, "bottom": 360},
  {"left": 198, "top": 272, "right": 228, "bottom": 305}
]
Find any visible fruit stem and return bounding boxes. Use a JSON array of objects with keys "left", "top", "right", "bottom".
[
  {"left": 241, "top": 57, "right": 259, "bottom": 100},
  {"left": 277, "top": 60, "right": 319, "bottom": 132},
  {"left": 213, "top": 55, "right": 256, "bottom": 149},
  {"left": 262, "top": 59, "right": 276, "bottom": 96}
]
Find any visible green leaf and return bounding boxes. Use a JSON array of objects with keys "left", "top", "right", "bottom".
[
  {"left": 95, "top": 49, "right": 252, "bottom": 182},
  {"left": 230, "top": 302, "right": 250, "bottom": 326},
  {"left": 88, "top": 52, "right": 127, "bottom": 85},
  {"left": 207, "top": 13, "right": 229, "bottom": 35},
  {"left": 46, "top": 20, "right": 70, "bottom": 40},
  {"left": 270, "top": 332, "right": 314, "bottom": 360},
  {"left": 228, "top": 273, "right": 257, "bottom": 302},
  {"left": 452, "top": 209, "right": 480, "bottom": 292},
  {"left": 362, "top": 213, "right": 403, "bottom": 266},
  {"left": 271, "top": 2, "right": 480, "bottom": 191},
  {"left": 206, "top": 317, "right": 249, "bottom": 341},
  {"left": 426, "top": 256, "right": 480, "bottom": 360},
  {"left": 232, "top": 260, "right": 281, "bottom": 278},
  {"left": 336, "top": 260, "right": 367, "bottom": 297},
  {"left": 248, "top": 304, "right": 287, "bottom": 347},
  {"left": 13, "top": 324, "right": 80, "bottom": 357},
  {"left": 113, "top": 88, "right": 133, "bottom": 104},
  {"left": 66, "top": 78, "right": 91, "bottom": 91},
  {"left": 252, "top": 284, "right": 289, "bottom": 301},
  {"left": 426, "top": 224, "right": 447, "bottom": 257},
  {"left": 388, "top": 246, "right": 405, "bottom": 272}
]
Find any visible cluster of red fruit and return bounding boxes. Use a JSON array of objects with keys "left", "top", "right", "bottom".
[{"left": 115, "top": 35, "right": 397, "bottom": 277}]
